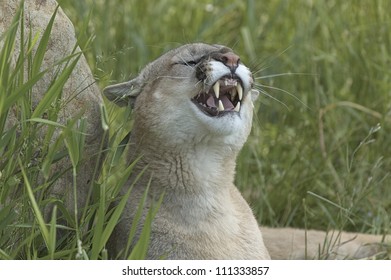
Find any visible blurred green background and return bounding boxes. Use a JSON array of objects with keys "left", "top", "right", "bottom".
[{"left": 58, "top": 0, "right": 391, "bottom": 233}]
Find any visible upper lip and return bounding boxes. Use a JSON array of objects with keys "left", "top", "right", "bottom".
[{"left": 191, "top": 74, "right": 244, "bottom": 117}]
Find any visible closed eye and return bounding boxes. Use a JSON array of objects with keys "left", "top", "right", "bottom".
[
  {"left": 186, "top": 60, "right": 198, "bottom": 66},
  {"left": 175, "top": 60, "right": 199, "bottom": 67}
]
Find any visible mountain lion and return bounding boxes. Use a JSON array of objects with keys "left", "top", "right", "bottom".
[{"left": 103, "top": 43, "right": 389, "bottom": 259}]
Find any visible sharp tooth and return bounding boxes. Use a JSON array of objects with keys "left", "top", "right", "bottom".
[
  {"left": 218, "top": 100, "right": 225, "bottom": 111},
  {"left": 236, "top": 84, "right": 243, "bottom": 100},
  {"left": 213, "top": 82, "right": 220, "bottom": 99},
  {"left": 230, "top": 88, "right": 237, "bottom": 100},
  {"left": 234, "top": 101, "right": 241, "bottom": 112}
]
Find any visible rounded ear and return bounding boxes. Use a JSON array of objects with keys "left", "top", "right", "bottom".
[{"left": 103, "top": 79, "right": 141, "bottom": 108}]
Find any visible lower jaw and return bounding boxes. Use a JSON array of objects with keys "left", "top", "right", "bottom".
[{"left": 192, "top": 101, "right": 240, "bottom": 117}]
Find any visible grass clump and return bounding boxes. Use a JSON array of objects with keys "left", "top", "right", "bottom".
[
  {"left": 0, "top": 1, "right": 156, "bottom": 260},
  {"left": 0, "top": 3, "right": 81, "bottom": 259}
]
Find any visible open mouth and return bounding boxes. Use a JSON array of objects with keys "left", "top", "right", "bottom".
[{"left": 191, "top": 75, "right": 243, "bottom": 117}]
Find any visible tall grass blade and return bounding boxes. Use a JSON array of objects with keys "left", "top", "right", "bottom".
[
  {"left": 30, "top": 5, "right": 59, "bottom": 77},
  {"left": 0, "top": 249, "right": 12, "bottom": 260},
  {"left": 18, "top": 157, "right": 51, "bottom": 251},
  {"left": 124, "top": 177, "right": 151, "bottom": 257},
  {"left": 31, "top": 53, "right": 81, "bottom": 119},
  {"left": 48, "top": 205, "right": 57, "bottom": 260},
  {"left": 90, "top": 159, "right": 144, "bottom": 259},
  {"left": 128, "top": 189, "right": 164, "bottom": 260}
]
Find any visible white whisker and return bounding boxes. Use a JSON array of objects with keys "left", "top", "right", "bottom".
[
  {"left": 255, "top": 83, "right": 311, "bottom": 110},
  {"left": 255, "top": 72, "right": 315, "bottom": 80},
  {"left": 257, "top": 88, "right": 290, "bottom": 110},
  {"left": 177, "top": 54, "right": 197, "bottom": 68},
  {"left": 251, "top": 66, "right": 271, "bottom": 76},
  {"left": 194, "top": 79, "right": 204, "bottom": 89}
]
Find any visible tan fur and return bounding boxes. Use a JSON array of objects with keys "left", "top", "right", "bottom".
[
  {"left": 262, "top": 227, "right": 390, "bottom": 259},
  {"left": 104, "top": 43, "right": 390, "bottom": 260}
]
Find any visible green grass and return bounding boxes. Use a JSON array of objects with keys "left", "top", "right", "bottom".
[{"left": 1, "top": 0, "right": 390, "bottom": 259}]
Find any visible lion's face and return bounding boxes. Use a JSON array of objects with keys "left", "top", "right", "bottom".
[{"left": 104, "top": 43, "right": 258, "bottom": 151}]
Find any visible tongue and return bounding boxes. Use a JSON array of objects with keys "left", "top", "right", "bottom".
[
  {"left": 206, "top": 95, "right": 216, "bottom": 107},
  {"left": 220, "top": 95, "right": 235, "bottom": 110},
  {"left": 206, "top": 95, "right": 234, "bottom": 110}
]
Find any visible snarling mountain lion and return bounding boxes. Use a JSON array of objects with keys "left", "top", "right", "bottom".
[{"left": 103, "top": 43, "right": 390, "bottom": 259}]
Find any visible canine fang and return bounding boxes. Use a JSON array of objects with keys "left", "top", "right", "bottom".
[
  {"left": 237, "top": 84, "right": 243, "bottom": 100},
  {"left": 213, "top": 82, "right": 220, "bottom": 99}
]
